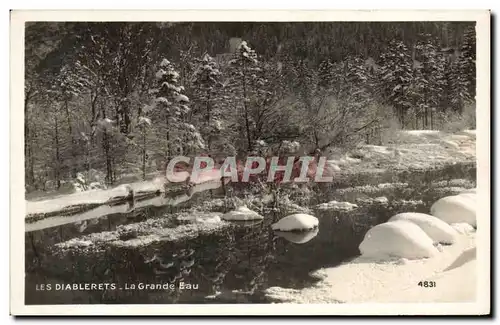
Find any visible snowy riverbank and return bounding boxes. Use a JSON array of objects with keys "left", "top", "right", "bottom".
[{"left": 264, "top": 230, "right": 476, "bottom": 303}]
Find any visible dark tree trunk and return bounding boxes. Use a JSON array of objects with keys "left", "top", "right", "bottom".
[
  {"left": 54, "top": 115, "right": 61, "bottom": 189},
  {"left": 63, "top": 99, "right": 78, "bottom": 177},
  {"left": 206, "top": 91, "right": 212, "bottom": 150},
  {"left": 142, "top": 127, "right": 147, "bottom": 180},
  {"left": 25, "top": 90, "right": 35, "bottom": 187},
  {"left": 100, "top": 105, "right": 113, "bottom": 185},
  {"left": 241, "top": 68, "right": 252, "bottom": 151}
]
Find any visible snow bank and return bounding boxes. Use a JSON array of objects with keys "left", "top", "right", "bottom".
[
  {"left": 274, "top": 228, "right": 319, "bottom": 244},
  {"left": 221, "top": 205, "right": 263, "bottom": 221},
  {"left": 264, "top": 231, "right": 475, "bottom": 303},
  {"left": 315, "top": 200, "right": 358, "bottom": 211},
  {"left": 26, "top": 187, "right": 126, "bottom": 216},
  {"left": 403, "top": 130, "right": 441, "bottom": 136},
  {"left": 271, "top": 213, "right": 318, "bottom": 231},
  {"left": 359, "top": 221, "right": 439, "bottom": 260},
  {"left": 443, "top": 247, "right": 476, "bottom": 272},
  {"left": 430, "top": 195, "right": 476, "bottom": 226},
  {"left": 388, "top": 212, "right": 458, "bottom": 244},
  {"left": 131, "top": 177, "right": 165, "bottom": 192},
  {"left": 26, "top": 177, "right": 167, "bottom": 216}
]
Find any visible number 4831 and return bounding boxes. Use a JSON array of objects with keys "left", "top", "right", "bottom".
[{"left": 418, "top": 281, "right": 436, "bottom": 288}]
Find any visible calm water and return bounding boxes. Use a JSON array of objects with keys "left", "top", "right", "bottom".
[{"left": 25, "top": 169, "right": 475, "bottom": 304}]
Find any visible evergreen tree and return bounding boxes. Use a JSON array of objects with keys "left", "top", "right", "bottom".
[
  {"left": 227, "top": 41, "right": 264, "bottom": 152},
  {"left": 150, "top": 58, "right": 205, "bottom": 159},
  {"left": 192, "top": 53, "right": 223, "bottom": 151},
  {"left": 376, "top": 40, "right": 414, "bottom": 127},
  {"left": 413, "top": 35, "right": 446, "bottom": 129},
  {"left": 454, "top": 25, "right": 476, "bottom": 112}
]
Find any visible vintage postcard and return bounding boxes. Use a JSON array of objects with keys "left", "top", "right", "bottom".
[{"left": 10, "top": 10, "right": 490, "bottom": 316}]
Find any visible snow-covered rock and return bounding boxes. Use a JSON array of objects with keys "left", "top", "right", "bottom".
[
  {"left": 221, "top": 205, "right": 263, "bottom": 221},
  {"left": 388, "top": 212, "right": 458, "bottom": 244},
  {"left": 430, "top": 195, "right": 476, "bottom": 226},
  {"left": 315, "top": 200, "right": 358, "bottom": 211},
  {"left": 271, "top": 213, "right": 318, "bottom": 232},
  {"left": 451, "top": 223, "right": 476, "bottom": 234},
  {"left": 359, "top": 220, "right": 439, "bottom": 260},
  {"left": 374, "top": 196, "right": 389, "bottom": 204},
  {"left": 275, "top": 228, "right": 319, "bottom": 244}
]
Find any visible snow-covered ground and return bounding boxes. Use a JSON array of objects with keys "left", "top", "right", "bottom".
[
  {"left": 264, "top": 231, "right": 476, "bottom": 303},
  {"left": 26, "top": 178, "right": 165, "bottom": 216},
  {"left": 327, "top": 130, "right": 475, "bottom": 173},
  {"left": 265, "top": 189, "right": 478, "bottom": 304}
]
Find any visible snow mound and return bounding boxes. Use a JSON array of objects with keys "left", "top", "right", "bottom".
[
  {"left": 271, "top": 213, "right": 318, "bottom": 231},
  {"left": 451, "top": 223, "right": 476, "bottom": 234},
  {"left": 221, "top": 205, "right": 263, "bottom": 221},
  {"left": 274, "top": 228, "right": 319, "bottom": 244},
  {"left": 388, "top": 212, "right": 458, "bottom": 244},
  {"left": 374, "top": 196, "right": 389, "bottom": 204},
  {"left": 430, "top": 195, "right": 476, "bottom": 226},
  {"left": 359, "top": 220, "right": 439, "bottom": 260},
  {"left": 315, "top": 200, "right": 358, "bottom": 211}
]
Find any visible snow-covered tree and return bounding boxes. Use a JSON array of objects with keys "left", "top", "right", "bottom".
[
  {"left": 227, "top": 41, "right": 264, "bottom": 152},
  {"left": 318, "top": 59, "right": 336, "bottom": 88},
  {"left": 412, "top": 35, "right": 447, "bottom": 129},
  {"left": 343, "top": 56, "right": 374, "bottom": 109},
  {"left": 376, "top": 40, "right": 415, "bottom": 127},
  {"left": 450, "top": 25, "right": 476, "bottom": 113},
  {"left": 150, "top": 58, "right": 205, "bottom": 158},
  {"left": 192, "top": 53, "right": 223, "bottom": 151}
]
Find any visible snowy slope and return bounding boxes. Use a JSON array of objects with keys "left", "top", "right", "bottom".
[{"left": 327, "top": 130, "right": 475, "bottom": 173}]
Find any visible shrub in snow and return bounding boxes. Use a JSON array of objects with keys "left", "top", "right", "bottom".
[
  {"left": 430, "top": 195, "right": 476, "bottom": 226},
  {"left": 359, "top": 220, "right": 439, "bottom": 260},
  {"left": 271, "top": 213, "right": 318, "bottom": 232},
  {"left": 450, "top": 223, "right": 475, "bottom": 234},
  {"left": 388, "top": 212, "right": 458, "bottom": 244},
  {"left": 275, "top": 228, "right": 319, "bottom": 244},
  {"left": 221, "top": 205, "right": 263, "bottom": 221}
]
